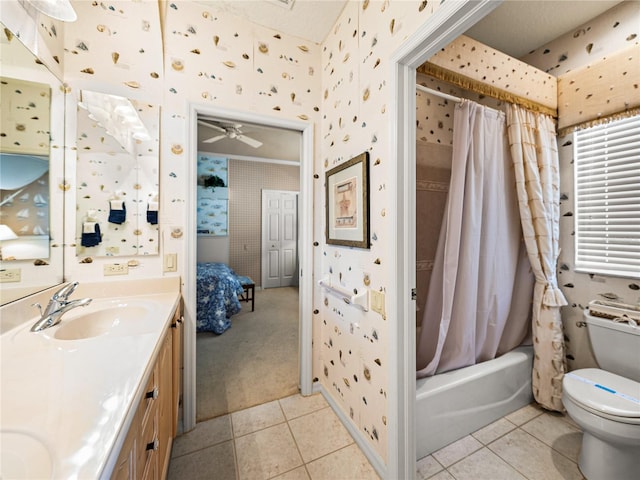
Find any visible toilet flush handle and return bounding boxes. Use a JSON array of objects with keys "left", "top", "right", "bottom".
[{"left": 576, "top": 320, "right": 587, "bottom": 328}]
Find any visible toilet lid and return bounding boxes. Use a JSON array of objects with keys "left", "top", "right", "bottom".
[{"left": 564, "top": 369, "right": 640, "bottom": 419}]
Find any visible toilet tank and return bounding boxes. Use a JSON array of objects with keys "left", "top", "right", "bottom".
[{"left": 585, "top": 311, "right": 640, "bottom": 382}]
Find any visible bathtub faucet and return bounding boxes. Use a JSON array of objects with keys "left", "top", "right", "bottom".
[{"left": 30, "top": 282, "right": 92, "bottom": 332}]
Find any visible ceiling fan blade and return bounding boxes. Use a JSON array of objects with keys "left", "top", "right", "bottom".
[
  {"left": 203, "top": 135, "right": 226, "bottom": 144},
  {"left": 236, "top": 134, "right": 263, "bottom": 148},
  {"left": 198, "top": 120, "right": 226, "bottom": 133}
]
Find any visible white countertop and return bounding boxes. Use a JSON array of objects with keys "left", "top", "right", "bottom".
[{"left": 0, "top": 288, "right": 180, "bottom": 479}]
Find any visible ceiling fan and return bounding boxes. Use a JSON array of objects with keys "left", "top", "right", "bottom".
[{"left": 198, "top": 119, "right": 263, "bottom": 148}]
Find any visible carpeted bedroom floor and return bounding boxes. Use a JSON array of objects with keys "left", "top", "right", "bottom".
[{"left": 196, "top": 286, "right": 299, "bottom": 422}]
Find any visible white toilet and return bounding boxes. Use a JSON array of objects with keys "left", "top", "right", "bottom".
[{"left": 562, "top": 311, "right": 640, "bottom": 480}]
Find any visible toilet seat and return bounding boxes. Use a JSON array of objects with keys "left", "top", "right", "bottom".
[{"left": 564, "top": 368, "right": 640, "bottom": 424}]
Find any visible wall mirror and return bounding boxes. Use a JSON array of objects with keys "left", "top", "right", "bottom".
[
  {"left": 75, "top": 90, "right": 160, "bottom": 257},
  {"left": 0, "top": 22, "right": 65, "bottom": 305}
]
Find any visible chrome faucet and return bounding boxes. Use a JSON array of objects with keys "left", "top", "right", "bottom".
[{"left": 31, "top": 282, "right": 92, "bottom": 332}]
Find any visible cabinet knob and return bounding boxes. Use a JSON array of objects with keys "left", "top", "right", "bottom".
[
  {"left": 145, "top": 387, "right": 159, "bottom": 400},
  {"left": 146, "top": 439, "right": 159, "bottom": 451}
]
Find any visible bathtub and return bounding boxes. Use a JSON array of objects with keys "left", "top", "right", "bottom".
[{"left": 416, "top": 345, "right": 534, "bottom": 459}]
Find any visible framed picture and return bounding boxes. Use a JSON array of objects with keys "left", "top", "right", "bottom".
[{"left": 325, "top": 152, "right": 370, "bottom": 248}]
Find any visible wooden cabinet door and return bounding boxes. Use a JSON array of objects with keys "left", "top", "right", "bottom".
[{"left": 112, "top": 428, "right": 136, "bottom": 480}]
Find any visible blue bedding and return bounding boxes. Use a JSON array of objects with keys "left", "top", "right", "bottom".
[{"left": 196, "top": 262, "right": 244, "bottom": 334}]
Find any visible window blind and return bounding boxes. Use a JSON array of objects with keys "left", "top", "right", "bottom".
[{"left": 573, "top": 114, "right": 640, "bottom": 278}]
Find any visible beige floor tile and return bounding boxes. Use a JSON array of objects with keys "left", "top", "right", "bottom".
[
  {"left": 305, "top": 444, "right": 380, "bottom": 480},
  {"left": 472, "top": 418, "right": 517, "bottom": 445},
  {"left": 447, "top": 447, "right": 526, "bottom": 480},
  {"left": 167, "top": 440, "right": 236, "bottom": 480},
  {"left": 235, "top": 423, "right": 303, "bottom": 479},
  {"left": 489, "top": 429, "right": 583, "bottom": 480},
  {"left": 432, "top": 435, "right": 483, "bottom": 468},
  {"left": 232, "top": 399, "right": 286, "bottom": 437},
  {"left": 416, "top": 455, "right": 443, "bottom": 479},
  {"left": 288, "top": 407, "right": 354, "bottom": 463},
  {"left": 171, "top": 415, "right": 233, "bottom": 458},
  {"left": 272, "top": 466, "right": 311, "bottom": 480},
  {"left": 521, "top": 413, "right": 583, "bottom": 462},
  {"left": 279, "top": 393, "right": 329, "bottom": 420},
  {"left": 558, "top": 412, "right": 581, "bottom": 430},
  {"left": 428, "top": 471, "right": 455, "bottom": 480},
  {"left": 504, "top": 404, "right": 544, "bottom": 426}
]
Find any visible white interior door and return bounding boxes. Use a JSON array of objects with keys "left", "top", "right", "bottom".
[{"left": 262, "top": 190, "right": 299, "bottom": 288}]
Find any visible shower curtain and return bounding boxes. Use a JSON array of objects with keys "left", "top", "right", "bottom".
[
  {"left": 506, "top": 104, "right": 567, "bottom": 412},
  {"left": 416, "top": 100, "right": 534, "bottom": 378}
]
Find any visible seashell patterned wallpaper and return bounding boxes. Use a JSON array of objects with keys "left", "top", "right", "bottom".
[
  {"left": 0, "top": 77, "right": 51, "bottom": 155},
  {"left": 320, "top": 0, "right": 441, "bottom": 462},
  {"left": 521, "top": 2, "right": 640, "bottom": 372},
  {"left": 520, "top": 1, "right": 639, "bottom": 76},
  {"left": 15, "top": 0, "right": 634, "bottom": 466}
]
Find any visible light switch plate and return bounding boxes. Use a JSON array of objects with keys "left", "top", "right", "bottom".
[
  {"left": 164, "top": 253, "right": 177, "bottom": 272},
  {"left": 370, "top": 289, "right": 385, "bottom": 316}
]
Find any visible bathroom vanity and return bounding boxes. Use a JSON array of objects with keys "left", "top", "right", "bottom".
[{"left": 0, "top": 278, "right": 182, "bottom": 479}]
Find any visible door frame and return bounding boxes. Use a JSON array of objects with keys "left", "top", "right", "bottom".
[
  {"left": 261, "top": 189, "right": 300, "bottom": 289},
  {"left": 184, "top": 104, "right": 314, "bottom": 432},
  {"left": 389, "top": 1, "right": 502, "bottom": 477}
]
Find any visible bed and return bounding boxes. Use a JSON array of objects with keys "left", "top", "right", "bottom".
[{"left": 196, "top": 262, "right": 245, "bottom": 334}]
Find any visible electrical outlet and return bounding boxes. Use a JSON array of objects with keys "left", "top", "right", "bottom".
[
  {"left": 104, "top": 263, "right": 128, "bottom": 276},
  {"left": 164, "top": 253, "right": 177, "bottom": 273},
  {"left": 0, "top": 268, "right": 21, "bottom": 283},
  {"left": 371, "top": 289, "right": 385, "bottom": 316}
]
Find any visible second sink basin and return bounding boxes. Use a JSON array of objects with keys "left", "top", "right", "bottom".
[
  {"left": 49, "top": 301, "right": 157, "bottom": 340},
  {"left": 0, "top": 431, "right": 53, "bottom": 479}
]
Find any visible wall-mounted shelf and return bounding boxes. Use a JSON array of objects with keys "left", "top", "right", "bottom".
[{"left": 318, "top": 275, "right": 369, "bottom": 311}]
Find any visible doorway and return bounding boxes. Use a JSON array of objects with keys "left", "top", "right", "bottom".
[
  {"left": 262, "top": 189, "right": 299, "bottom": 289},
  {"left": 389, "top": 1, "right": 501, "bottom": 477},
  {"left": 184, "top": 104, "right": 314, "bottom": 432}
]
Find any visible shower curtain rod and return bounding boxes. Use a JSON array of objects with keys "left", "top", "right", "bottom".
[
  {"left": 416, "top": 83, "right": 504, "bottom": 115},
  {"left": 416, "top": 84, "right": 462, "bottom": 103}
]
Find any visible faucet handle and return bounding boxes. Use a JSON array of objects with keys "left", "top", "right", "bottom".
[
  {"left": 53, "top": 281, "right": 79, "bottom": 301},
  {"left": 32, "top": 302, "right": 43, "bottom": 317}
]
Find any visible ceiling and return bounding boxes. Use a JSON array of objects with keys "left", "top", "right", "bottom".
[
  {"left": 196, "top": 0, "right": 623, "bottom": 162},
  {"left": 195, "top": 0, "right": 348, "bottom": 44},
  {"left": 466, "top": 0, "right": 623, "bottom": 58}
]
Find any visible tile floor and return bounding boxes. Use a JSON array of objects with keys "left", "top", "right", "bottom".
[
  {"left": 168, "top": 394, "right": 585, "bottom": 480},
  {"left": 168, "top": 392, "right": 381, "bottom": 480},
  {"left": 417, "top": 403, "right": 585, "bottom": 480}
]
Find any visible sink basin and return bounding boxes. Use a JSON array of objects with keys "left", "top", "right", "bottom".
[
  {"left": 52, "top": 303, "right": 155, "bottom": 340},
  {"left": 0, "top": 431, "right": 53, "bottom": 479}
]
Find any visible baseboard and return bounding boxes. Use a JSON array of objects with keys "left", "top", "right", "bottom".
[{"left": 313, "top": 383, "right": 388, "bottom": 479}]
